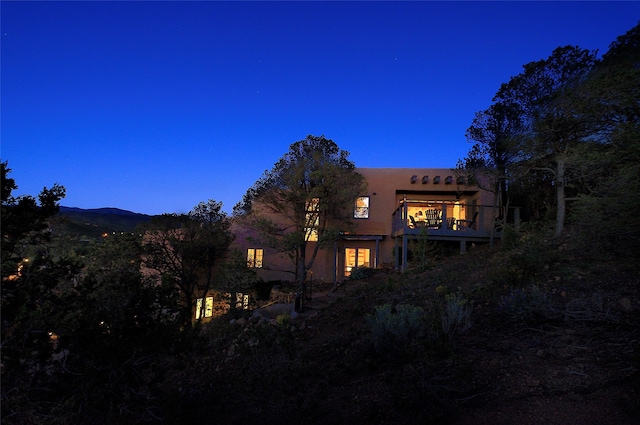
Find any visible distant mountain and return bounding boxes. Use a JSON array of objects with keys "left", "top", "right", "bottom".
[
  {"left": 59, "top": 206, "right": 151, "bottom": 217},
  {"left": 56, "top": 206, "right": 153, "bottom": 236}
]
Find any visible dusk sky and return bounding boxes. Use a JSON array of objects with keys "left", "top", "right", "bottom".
[{"left": 2, "top": 2, "right": 638, "bottom": 215}]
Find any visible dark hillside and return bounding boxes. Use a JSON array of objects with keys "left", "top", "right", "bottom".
[{"left": 170, "top": 241, "right": 639, "bottom": 425}]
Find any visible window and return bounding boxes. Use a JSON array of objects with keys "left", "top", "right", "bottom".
[
  {"left": 234, "top": 292, "right": 250, "bottom": 310},
  {"left": 354, "top": 196, "right": 370, "bottom": 219},
  {"left": 344, "top": 248, "right": 371, "bottom": 277},
  {"left": 195, "top": 296, "right": 213, "bottom": 320},
  {"left": 247, "top": 248, "right": 263, "bottom": 268},
  {"left": 305, "top": 198, "right": 319, "bottom": 242}
]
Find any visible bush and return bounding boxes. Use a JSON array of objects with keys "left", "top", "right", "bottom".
[
  {"left": 498, "top": 286, "right": 560, "bottom": 325},
  {"left": 440, "top": 293, "right": 473, "bottom": 341},
  {"left": 500, "top": 223, "right": 519, "bottom": 251},
  {"left": 349, "top": 266, "right": 374, "bottom": 280},
  {"left": 410, "top": 228, "right": 439, "bottom": 271},
  {"left": 489, "top": 230, "right": 559, "bottom": 287},
  {"left": 275, "top": 314, "right": 291, "bottom": 327},
  {"left": 366, "top": 304, "right": 427, "bottom": 358}
]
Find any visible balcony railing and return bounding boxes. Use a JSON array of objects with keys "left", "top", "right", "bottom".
[{"left": 391, "top": 201, "right": 520, "bottom": 241}]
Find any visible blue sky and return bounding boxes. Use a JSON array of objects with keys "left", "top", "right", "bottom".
[{"left": 2, "top": 1, "right": 638, "bottom": 215}]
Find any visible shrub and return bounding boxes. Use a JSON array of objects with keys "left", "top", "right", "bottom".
[
  {"left": 568, "top": 170, "right": 640, "bottom": 259},
  {"left": 275, "top": 314, "right": 291, "bottom": 327},
  {"left": 487, "top": 258, "right": 525, "bottom": 287},
  {"left": 498, "top": 286, "right": 560, "bottom": 325},
  {"left": 435, "top": 285, "right": 451, "bottom": 296},
  {"left": 500, "top": 223, "right": 519, "bottom": 251},
  {"left": 410, "top": 228, "right": 439, "bottom": 271},
  {"left": 440, "top": 293, "right": 473, "bottom": 341},
  {"left": 366, "top": 304, "right": 426, "bottom": 358},
  {"left": 349, "top": 266, "right": 374, "bottom": 280},
  {"left": 489, "top": 230, "right": 559, "bottom": 287},
  {"left": 381, "top": 275, "right": 400, "bottom": 292}
]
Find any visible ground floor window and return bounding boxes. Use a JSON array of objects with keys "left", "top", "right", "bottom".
[
  {"left": 234, "top": 292, "right": 250, "bottom": 310},
  {"left": 195, "top": 296, "right": 213, "bottom": 320},
  {"left": 345, "top": 247, "right": 371, "bottom": 277}
]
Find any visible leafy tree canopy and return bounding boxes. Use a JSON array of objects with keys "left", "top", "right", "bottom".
[
  {"left": 1, "top": 160, "right": 66, "bottom": 277},
  {"left": 234, "top": 135, "right": 366, "bottom": 285},
  {"left": 141, "top": 200, "right": 233, "bottom": 325},
  {"left": 460, "top": 22, "right": 640, "bottom": 249},
  {"left": 484, "top": 46, "right": 597, "bottom": 238}
]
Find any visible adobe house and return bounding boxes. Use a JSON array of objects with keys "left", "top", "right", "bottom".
[{"left": 234, "top": 167, "right": 520, "bottom": 288}]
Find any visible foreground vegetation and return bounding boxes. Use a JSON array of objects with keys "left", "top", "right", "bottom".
[
  {"left": 177, "top": 236, "right": 638, "bottom": 425},
  {"left": 3, "top": 218, "right": 638, "bottom": 424}
]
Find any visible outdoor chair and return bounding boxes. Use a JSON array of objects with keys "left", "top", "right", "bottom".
[
  {"left": 456, "top": 212, "right": 479, "bottom": 230},
  {"left": 425, "top": 209, "right": 442, "bottom": 229},
  {"left": 409, "top": 215, "right": 426, "bottom": 228}
]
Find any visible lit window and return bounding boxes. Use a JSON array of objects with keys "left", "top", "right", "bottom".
[
  {"left": 344, "top": 247, "right": 371, "bottom": 276},
  {"left": 247, "top": 248, "right": 263, "bottom": 268},
  {"left": 305, "top": 198, "right": 319, "bottom": 242},
  {"left": 354, "top": 196, "right": 370, "bottom": 219},
  {"left": 234, "top": 292, "right": 250, "bottom": 310},
  {"left": 195, "top": 296, "right": 214, "bottom": 320}
]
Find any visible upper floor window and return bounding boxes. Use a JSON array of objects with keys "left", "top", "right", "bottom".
[
  {"left": 354, "top": 196, "right": 370, "bottom": 219},
  {"left": 247, "top": 248, "right": 263, "bottom": 268},
  {"left": 305, "top": 198, "right": 319, "bottom": 242}
]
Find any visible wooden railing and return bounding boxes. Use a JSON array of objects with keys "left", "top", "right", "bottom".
[{"left": 391, "top": 201, "right": 520, "bottom": 238}]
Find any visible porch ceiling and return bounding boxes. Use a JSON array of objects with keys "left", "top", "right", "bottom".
[{"left": 340, "top": 234, "right": 385, "bottom": 241}]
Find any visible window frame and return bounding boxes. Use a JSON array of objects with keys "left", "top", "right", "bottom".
[
  {"left": 344, "top": 247, "right": 371, "bottom": 276},
  {"left": 354, "top": 196, "right": 370, "bottom": 219},
  {"left": 305, "top": 198, "right": 320, "bottom": 242},
  {"left": 247, "top": 248, "right": 264, "bottom": 268},
  {"left": 195, "top": 296, "right": 214, "bottom": 320}
]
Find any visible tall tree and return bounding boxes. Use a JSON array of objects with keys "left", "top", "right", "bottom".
[
  {"left": 494, "top": 46, "right": 597, "bottom": 238},
  {"left": 188, "top": 200, "right": 234, "bottom": 319},
  {"left": 568, "top": 23, "right": 640, "bottom": 254},
  {"left": 2, "top": 161, "right": 66, "bottom": 276},
  {"left": 459, "top": 101, "right": 523, "bottom": 243},
  {"left": 142, "top": 200, "right": 232, "bottom": 325},
  {"left": 233, "top": 135, "right": 366, "bottom": 286},
  {"left": 1, "top": 161, "right": 67, "bottom": 317}
]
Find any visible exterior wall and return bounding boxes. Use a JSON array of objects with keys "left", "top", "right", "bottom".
[
  {"left": 339, "top": 168, "right": 491, "bottom": 279},
  {"left": 230, "top": 221, "right": 298, "bottom": 283},
  {"left": 232, "top": 167, "right": 494, "bottom": 285}
]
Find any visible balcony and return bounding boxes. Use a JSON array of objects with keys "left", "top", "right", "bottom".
[
  {"left": 392, "top": 200, "right": 520, "bottom": 239},
  {"left": 391, "top": 201, "right": 520, "bottom": 267}
]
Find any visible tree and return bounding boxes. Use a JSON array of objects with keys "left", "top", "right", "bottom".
[
  {"left": 1, "top": 163, "right": 198, "bottom": 423},
  {"left": 0, "top": 164, "right": 81, "bottom": 422},
  {"left": 188, "top": 200, "right": 234, "bottom": 318},
  {"left": 82, "top": 232, "right": 180, "bottom": 338},
  {"left": 1, "top": 161, "right": 67, "bottom": 324},
  {"left": 494, "top": 46, "right": 597, "bottom": 239},
  {"left": 2, "top": 230, "right": 182, "bottom": 423},
  {"left": 2, "top": 160, "right": 66, "bottom": 277},
  {"left": 459, "top": 101, "right": 523, "bottom": 244},
  {"left": 567, "top": 23, "right": 640, "bottom": 254},
  {"left": 142, "top": 200, "right": 233, "bottom": 325},
  {"left": 234, "top": 135, "right": 366, "bottom": 286}
]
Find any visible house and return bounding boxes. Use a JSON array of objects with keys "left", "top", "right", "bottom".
[{"left": 234, "top": 167, "right": 520, "bottom": 287}]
